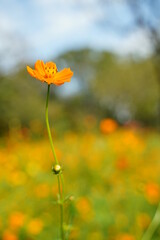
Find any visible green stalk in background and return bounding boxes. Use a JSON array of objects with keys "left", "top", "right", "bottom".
[{"left": 141, "top": 202, "right": 160, "bottom": 240}]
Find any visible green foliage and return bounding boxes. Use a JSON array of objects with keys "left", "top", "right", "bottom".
[
  {"left": 56, "top": 50, "right": 159, "bottom": 124},
  {"left": 0, "top": 49, "right": 159, "bottom": 134}
]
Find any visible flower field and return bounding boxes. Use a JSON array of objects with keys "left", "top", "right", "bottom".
[{"left": 0, "top": 125, "right": 160, "bottom": 240}]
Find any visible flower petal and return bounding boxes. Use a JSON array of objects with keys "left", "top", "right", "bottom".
[
  {"left": 34, "top": 71, "right": 45, "bottom": 82},
  {"left": 27, "top": 66, "right": 37, "bottom": 78},
  {"left": 27, "top": 66, "right": 44, "bottom": 82},
  {"left": 53, "top": 68, "right": 73, "bottom": 85},
  {"left": 35, "top": 60, "right": 45, "bottom": 76}
]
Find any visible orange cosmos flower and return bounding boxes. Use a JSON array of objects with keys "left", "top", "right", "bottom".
[
  {"left": 27, "top": 60, "right": 73, "bottom": 85},
  {"left": 100, "top": 118, "right": 118, "bottom": 134},
  {"left": 145, "top": 183, "right": 160, "bottom": 204}
]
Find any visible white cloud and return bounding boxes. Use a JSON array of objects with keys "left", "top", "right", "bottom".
[
  {"left": 88, "top": 28, "right": 152, "bottom": 57},
  {"left": 116, "top": 29, "right": 152, "bottom": 57}
]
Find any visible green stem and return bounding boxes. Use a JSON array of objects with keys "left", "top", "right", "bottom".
[
  {"left": 141, "top": 202, "right": 160, "bottom": 240},
  {"left": 45, "top": 85, "right": 65, "bottom": 240},
  {"left": 57, "top": 175, "right": 64, "bottom": 240},
  {"left": 45, "top": 85, "right": 58, "bottom": 165},
  {"left": 60, "top": 173, "right": 65, "bottom": 238}
]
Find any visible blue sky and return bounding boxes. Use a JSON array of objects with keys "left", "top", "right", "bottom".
[{"left": 0, "top": 0, "right": 153, "bottom": 71}]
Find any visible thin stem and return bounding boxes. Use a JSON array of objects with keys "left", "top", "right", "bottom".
[
  {"left": 45, "top": 85, "right": 58, "bottom": 165},
  {"left": 57, "top": 175, "right": 64, "bottom": 240},
  {"left": 60, "top": 173, "right": 65, "bottom": 239},
  {"left": 45, "top": 84, "right": 65, "bottom": 240},
  {"left": 141, "top": 202, "right": 160, "bottom": 240}
]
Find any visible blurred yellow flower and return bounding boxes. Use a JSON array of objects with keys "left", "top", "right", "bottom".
[
  {"left": 27, "top": 218, "right": 43, "bottom": 235},
  {"left": 34, "top": 183, "right": 50, "bottom": 198},
  {"left": 9, "top": 171, "right": 27, "bottom": 186},
  {"left": 100, "top": 118, "right": 118, "bottom": 134},
  {"left": 137, "top": 213, "right": 150, "bottom": 229}
]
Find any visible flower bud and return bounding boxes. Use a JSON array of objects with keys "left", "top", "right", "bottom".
[{"left": 52, "top": 164, "right": 61, "bottom": 175}]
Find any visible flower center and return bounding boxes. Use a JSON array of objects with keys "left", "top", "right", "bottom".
[{"left": 45, "top": 66, "right": 58, "bottom": 78}]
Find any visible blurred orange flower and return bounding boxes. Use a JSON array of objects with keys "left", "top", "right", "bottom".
[
  {"left": 145, "top": 183, "right": 160, "bottom": 204},
  {"left": 116, "top": 157, "right": 129, "bottom": 171},
  {"left": 117, "top": 233, "right": 135, "bottom": 240},
  {"left": 9, "top": 212, "right": 25, "bottom": 230},
  {"left": 27, "top": 60, "right": 73, "bottom": 85},
  {"left": 76, "top": 197, "right": 93, "bottom": 221},
  {"left": 2, "top": 230, "right": 18, "bottom": 240},
  {"left": 100, "top": 118, "right": 118, "bottom": 134}
]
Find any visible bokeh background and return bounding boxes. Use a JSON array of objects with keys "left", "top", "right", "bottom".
[{"left": 0, "top": 0, "right": 160, "bottom": 240}]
